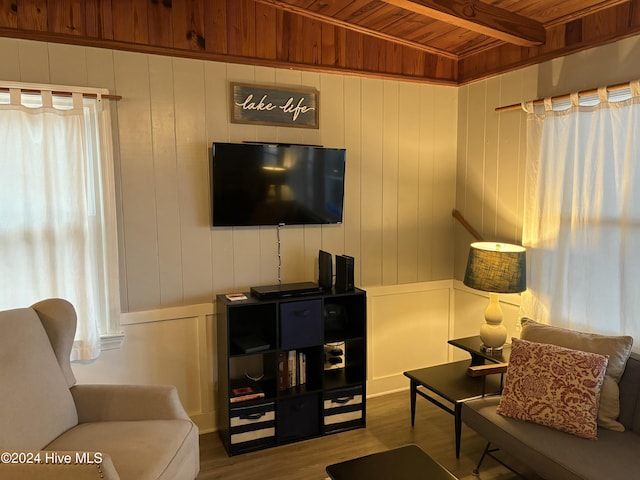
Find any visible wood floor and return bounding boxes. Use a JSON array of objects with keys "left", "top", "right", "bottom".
[{"left": 197, "top": 390, "right": 537, "bottom": 480}]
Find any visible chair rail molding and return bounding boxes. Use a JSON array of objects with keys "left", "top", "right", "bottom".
[{"left": 120, "top": 302, "right": 215, "bottom": 326}]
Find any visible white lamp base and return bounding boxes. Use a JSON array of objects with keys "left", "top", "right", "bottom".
[{"left": 479, "top": 293, "right": 507, "bottom": 351}]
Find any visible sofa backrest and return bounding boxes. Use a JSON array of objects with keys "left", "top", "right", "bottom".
[
  {"left": 617, "top": 351, "right": 640, "bottom": 432},
  {"left": 0, "top": 304, "right": 78, "bottom": 449}
]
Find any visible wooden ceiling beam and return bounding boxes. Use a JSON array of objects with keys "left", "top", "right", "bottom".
[
  {"left": 254, "top": 0, "right": 458, "bottom": 59},
  {"left": 381, "top": 0, "right": 546, "bottom": 46}
]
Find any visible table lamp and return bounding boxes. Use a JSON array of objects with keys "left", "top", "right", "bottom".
[{"left": 463, "top": 242, "right": 526, "bottom": 352}]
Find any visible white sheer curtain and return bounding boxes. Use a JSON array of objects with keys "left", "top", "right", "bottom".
[
  {"left": 521, "top": 81, "right": 640, "bottom": 343},
  {"left": 0, "top": 86, "right": 120, "bottom": 360}
]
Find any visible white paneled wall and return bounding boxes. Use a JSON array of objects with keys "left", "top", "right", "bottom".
[
  {"left": 0, "top": 37, "right": 458, "bottom": 433},
  {"left": 91, "top": 49, "right": 456, "bottom": 311},
  {"left": 455, "top": 68, "right": 538, "bottom": 279},
  {"left": 0, "top": 38, "right": 459, "bottom": 310}
]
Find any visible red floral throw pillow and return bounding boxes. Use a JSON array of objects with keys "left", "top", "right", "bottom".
[{"left": 497, "top": 337, "right": 609, "bottom": 439}]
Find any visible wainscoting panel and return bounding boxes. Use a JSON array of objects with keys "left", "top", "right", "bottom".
[
  {"left": 366, "top": 282, "right": 453, "bottom": 396},
  {"left": 71, "top": 303, "right": 216, "bottom": 432},
  {"left": 69, "top": 281, "right": 499, "bottom": 433}
]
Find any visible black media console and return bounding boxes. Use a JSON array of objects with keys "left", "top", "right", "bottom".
[{"left": 216, "top": 286, "right": 367, "bottom": 455}]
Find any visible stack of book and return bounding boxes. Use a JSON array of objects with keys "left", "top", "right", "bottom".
[
  {"left": 229, "top": 379, "right": 265, "bottom": 403},
  {"left": 278, "top": 350, "right": 307, "bottom": 390}
]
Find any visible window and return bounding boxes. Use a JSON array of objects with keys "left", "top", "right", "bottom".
[
  {"left": 0, "top": 83, "right": 121, "bottom": 360},
  {"left": 521, "top": 82, "right": 640, "bottom": 342}
]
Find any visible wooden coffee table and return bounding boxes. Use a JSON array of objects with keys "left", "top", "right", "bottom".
[
  {"left": 326, "top": 444, "right": 458, "bottom": 480},
  {"left": 404, "top": 336, "right": 510, "bottom": 459}
]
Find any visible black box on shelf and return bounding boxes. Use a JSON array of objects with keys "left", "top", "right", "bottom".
[
  {"left": 277, "top": 394, "right": 321, "bottom": 442},
  {"left": 280, "top": 299, "right": 322, "bottom": 350}
]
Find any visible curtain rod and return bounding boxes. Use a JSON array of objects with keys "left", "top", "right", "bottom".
[
  {"left": 0, "top": 86, "right": 122, "bottom": 101},
  {"left": 495, "top": 81, "right": 632, "bottom": 113}
]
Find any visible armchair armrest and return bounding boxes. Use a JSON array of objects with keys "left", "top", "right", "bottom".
[
  {"left": 70, "top": 384, "right": 190, "bottom": 423},
  {"left": 0, "top": 450, "right": 118, "bottom": 479}
]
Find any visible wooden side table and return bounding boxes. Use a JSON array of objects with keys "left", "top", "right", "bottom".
[
  {"left": 448, "top": 335, "right": 511, "bottom": 365},
  {"left": 403, "top": 336, "right": 510, "bottom": 458}
]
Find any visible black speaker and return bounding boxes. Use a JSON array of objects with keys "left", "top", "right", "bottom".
[
  {"left": 335, "top": 254, "right": 354, "bottom": 292},
  {"left": 318, "top": 250, "right": 333, "bottom": 291}
]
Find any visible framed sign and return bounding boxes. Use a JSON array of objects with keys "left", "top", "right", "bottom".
[{"left": 230, "top": 82, "right": 319, "bottom": 129}]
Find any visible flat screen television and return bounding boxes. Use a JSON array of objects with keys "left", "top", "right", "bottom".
[{"left": 211, "top": 142, "right": 346, "bottom": 227}]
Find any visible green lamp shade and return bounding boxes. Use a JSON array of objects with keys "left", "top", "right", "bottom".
[{"left": 463, "top": 242, "right": 526, "bottom": 294}]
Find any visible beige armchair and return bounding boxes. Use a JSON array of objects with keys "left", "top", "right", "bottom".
[{"left": 0, "top": 298, "right": 199, "bottom": 479}]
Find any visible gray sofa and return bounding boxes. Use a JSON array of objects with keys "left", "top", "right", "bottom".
[
  {"left": 0, "top": 298, "right": 200, "bottom": 480},
  {"left": 463, "top": 345, "right": 640, "bottom": 479}
]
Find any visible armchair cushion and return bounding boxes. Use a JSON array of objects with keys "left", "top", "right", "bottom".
[
  {"left": 0, "top": 307, "right": 78, "bottom": 450},
  {"left": 45, "top": 420, "right": 198, "bottom": 480}
]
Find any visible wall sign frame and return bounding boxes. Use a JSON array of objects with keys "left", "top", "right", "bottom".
[{"left": 230, "top": 82, "right": 319, "bottom": 129}]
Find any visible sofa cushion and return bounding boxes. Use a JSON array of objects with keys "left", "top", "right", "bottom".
[
  {"left": 497, "top": 337, "right": 608, "bottom": 439},
  {"left": 520, "top": 318, "right": 633, "bottom": 431},
  {"left": 0, "top": 307, "right": 78, "bottom": 449},
  {"left": 463, "top": 396, "right": 640, "bottom": 480},
  {"left": 45, "top": 419, "right": 199, "bottom": 480}
]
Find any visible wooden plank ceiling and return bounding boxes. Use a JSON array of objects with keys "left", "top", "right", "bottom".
[{"left": 0, "top": 0, "right": 639, "bottom": 85}]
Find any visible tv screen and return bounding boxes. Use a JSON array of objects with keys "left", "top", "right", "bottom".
[{"left": 211, "top": 142, "right": 346, "bottom": 227}]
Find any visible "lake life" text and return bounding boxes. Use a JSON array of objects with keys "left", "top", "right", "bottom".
[{"left": 235, "top": 93, "right": 315, "bottom": 122}]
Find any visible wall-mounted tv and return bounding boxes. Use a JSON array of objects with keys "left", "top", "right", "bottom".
[{"left": 211, "top": 142, "right": 346, "bottom": 227}]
